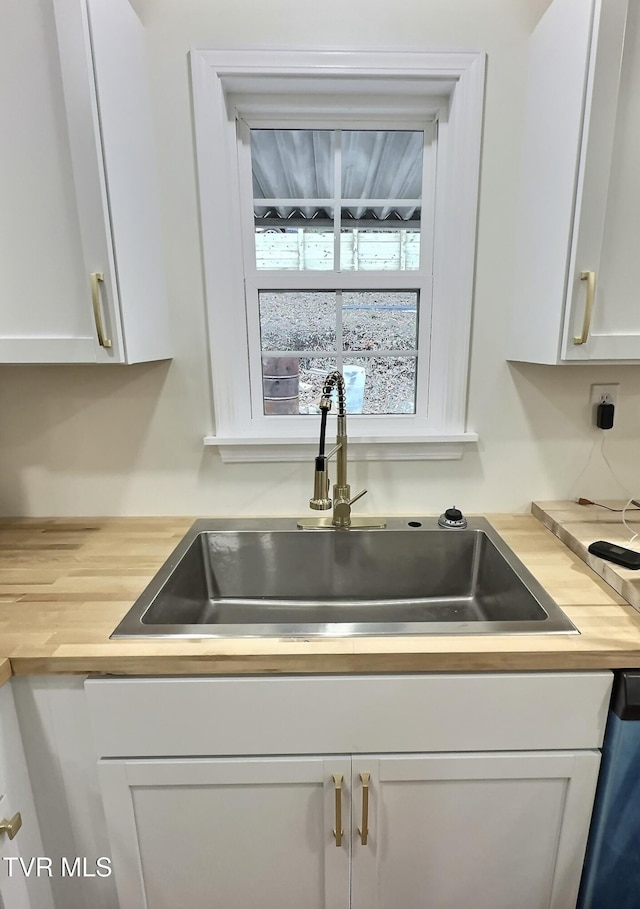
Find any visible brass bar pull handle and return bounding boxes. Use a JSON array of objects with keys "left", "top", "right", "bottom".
[
  {"left": 358, "top": 772, "right": 370, "bottom": 845},
  {"left": 0, "top": 812, "right": 22, "bottom": 840},
  {"left": 573, "top": 270, "right": 595, "bottom": 345},
  {"left": 90, "top": 272, "right": 112, "bottom": 349},
  {"left": 332, "top": 774, "right": 343, "bottom": 846}
]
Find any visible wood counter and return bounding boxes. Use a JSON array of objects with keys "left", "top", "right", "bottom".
[
  {"left": 0, "top": 658, "right": 10, "bottom": 687},
  {"left": 1, "top": 514, "right": 640, "bottom": 676},
  {"left": 533, "top": 500, "right": 640, "bottom": 613}
]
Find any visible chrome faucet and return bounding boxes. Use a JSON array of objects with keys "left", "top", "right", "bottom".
[{"left": 298, "top": 370, "right": 385, "bottom": 530}]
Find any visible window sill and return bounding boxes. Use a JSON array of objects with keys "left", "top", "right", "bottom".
[{"left": 204, "top": 433, "right": 478, "bottom": 463}]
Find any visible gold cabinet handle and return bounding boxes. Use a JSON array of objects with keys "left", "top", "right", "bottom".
[
  {"left": 90, "top": 272, "right": 113, "bottom": 349},
  {"left": 573, "top": 270, "right": 595, "bottom": 345},
  {"left": 0, "top": 812, "right": 22, "bottom": 840},
  {"left": 332, "top": 774, "right": 343, "bottom": 847},
  {"left": 358, "top": 772, "right": 370, "bottom": 845}
]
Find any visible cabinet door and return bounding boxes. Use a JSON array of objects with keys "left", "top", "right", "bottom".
[
  {"left": 574, "top": 0, "right": 640, "bottom": 359},
  {"left": 560, "top": 0, "right": 638, "bottom": 361},
  {"left": 350, "top": 752, "right": 600, "bottom": 909},
  {"left": 1, "top": 0, "right": 171, "bottom": 365},
  {"left": 98, "top": 756, "right": 351, "bottom": 909},
  {"left": 0, "top": 793, "right": 31, "bottom": 909},
  {"left": 0, "top": 0, "right": 98, "bottom": 364},
  {"left": 52, "top": 0, "right": 172, "bottom": 365},
  {"left": 0, "top": 685, "right": 54, "bottom": 909},
  {"left": 509, "top": 0, "right": 635, "bottom": 364}
]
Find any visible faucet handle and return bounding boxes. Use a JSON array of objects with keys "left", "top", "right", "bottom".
[{"left": 348, "top": 488, "right": 367, "bottom": 506}]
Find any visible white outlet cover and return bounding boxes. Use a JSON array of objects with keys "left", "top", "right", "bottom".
[{"left": 590, "top": 383, "right": 618, "bottom": 408}]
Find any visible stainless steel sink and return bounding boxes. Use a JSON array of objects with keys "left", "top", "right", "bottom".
[{"left": 111, "top": 517, "right": 577, "bottom": 638}]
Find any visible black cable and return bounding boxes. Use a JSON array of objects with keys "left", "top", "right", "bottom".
[
  {"left": 577, "top": 497, "right": 640, "bottom": 512},
  {"left": 318, "top": 407, "right": 327, "bottom": 458},
  {"left": 317, "top": 370, "right": 345, "bottom": 459}
]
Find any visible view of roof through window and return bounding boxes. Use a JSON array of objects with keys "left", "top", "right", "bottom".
[{"left": 250, "top": 128, "right": 424, "bottom": 271}]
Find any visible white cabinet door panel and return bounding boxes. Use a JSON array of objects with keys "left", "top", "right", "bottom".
[
  {"left": 578, "top": 0, "right": 640, "bottom": 358},
  {"left": 509, "top": 0, "right": 640, "bottom": 363},
  {"left": 52, "top": 0, "right": 172, "bottom": 365},
  {"left": 0, "top": 0, "right": 172, "bottom": 365},
  {"left": 0, "top": 0, "right": 97, "bottom": 364},
  {"left": 0, "top": 793, "right": 31, "bottom": 909},
  {"left": 560, "top": 0, "right": 634, "bottom": 361},
  {"left": 0, "top": 684, "right": 54, "bottom": 909},
  {"left": 351, "top": 751, "right": 600, "bottom": 909},
  {"left": 98, "top": 757, "right": 351, "bottom": 909}
]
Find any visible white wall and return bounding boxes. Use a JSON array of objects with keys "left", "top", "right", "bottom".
[{"left": 0, "top": 0, "right": 638, "bottom": 517}]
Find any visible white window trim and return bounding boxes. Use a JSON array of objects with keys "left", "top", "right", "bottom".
[{"left": 191, "top": 49, "right": 484, "bottom": 462}]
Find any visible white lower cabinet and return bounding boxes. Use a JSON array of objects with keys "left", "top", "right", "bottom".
[
  {"left": 0, "top": 685, "right": 54, "bottom": 909},
  {"left": 97, "top": 750, "right": 599, "bottom": 909},
  {"left": 84, "top": 673, "right": 612, "bottom": 909}
]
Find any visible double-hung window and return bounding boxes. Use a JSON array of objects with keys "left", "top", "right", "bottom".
[{"left": 191, "top": 50, "right": 484, "bottom": 461}]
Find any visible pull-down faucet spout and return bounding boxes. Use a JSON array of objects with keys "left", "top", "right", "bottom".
[{"left": 298, "top": 370, "right": 386, "bottom": 530}]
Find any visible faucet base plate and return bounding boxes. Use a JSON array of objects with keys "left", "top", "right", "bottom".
[{"left": 297, "top": 516, "right": 387, "bottom": 530}]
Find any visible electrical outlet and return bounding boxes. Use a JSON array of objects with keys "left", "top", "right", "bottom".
[{"left": 590, "top": 383, "right": 619, "bottom": 426}]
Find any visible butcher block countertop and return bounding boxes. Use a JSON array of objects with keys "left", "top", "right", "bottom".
[
  {"left": 1, "top": 511, "right": 640, "bottom": 677},
  {"left": 533, "top": 500, "right": 640, "bottom": 613},
  {"left": 0, "top": 659, "right": 10, "bottom": 687}
]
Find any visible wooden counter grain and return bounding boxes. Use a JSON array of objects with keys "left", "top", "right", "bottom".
[{"left": 1, "top": 515, "right": 640, "bottom": 676}]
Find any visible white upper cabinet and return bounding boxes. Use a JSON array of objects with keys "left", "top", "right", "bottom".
[
  {"left": 0, "top": 0, "right": 171, "bottom": 364},
  {"left": 508, "top": 0, "right": 640, "bottom": 364}
]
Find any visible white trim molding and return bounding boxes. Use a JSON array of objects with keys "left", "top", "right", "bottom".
[
  {"left": 204, "top": 434, "right": 478, "bottom": 463},
  {"left": 191, "top": 48, "right": 485, "bottom": 461}
]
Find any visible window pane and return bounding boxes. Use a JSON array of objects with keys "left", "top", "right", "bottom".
[
  {"left": 341, "top": 130, "right": 423, "bottom": 201},
  {"left": 342, "top": 292, "right": 418, "bottom": 351},
  {"left": 255, "top": 224, "right": 335, "bottom": 271},
  {"left": 259, "top": 291, "right": 336, "bottom": 351},
  {"left": 255, "top": 228, "right": 301, "bottom": 271},
  {"left": 340, "top": 219, "right": 420, "bottom": 271},
  {"left": 261, "top": 357, "right": 300, "bottom": 414},
  {"left": 340, "top": 130, "right": 422, "bottom": 272},
  {"left": 251, "top": 129, "right": 334, "bottom": 200},
  {"left": 344, "top": 356, "right": 417, "bottom": 414}
]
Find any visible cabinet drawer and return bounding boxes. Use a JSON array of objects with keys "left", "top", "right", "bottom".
[{"left": 86, "top": 672, "right": 612, "bottom": 757}]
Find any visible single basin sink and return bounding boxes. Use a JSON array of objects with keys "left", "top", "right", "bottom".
[{"left": 111, "top": 517, "right": 577, "bottom": 638}]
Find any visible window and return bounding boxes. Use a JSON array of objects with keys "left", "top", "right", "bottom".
[
  {"left": 245, "top": 125, "right": 432, "bottom": 419},
  {"left": 191, "top": 50, "right": 484, "bottom": 461}
]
